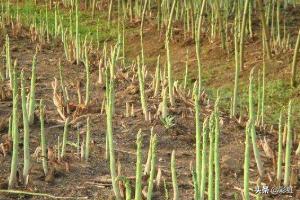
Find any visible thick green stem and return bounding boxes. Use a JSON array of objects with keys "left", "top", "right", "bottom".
[
  {"left": 106, "top": 73, "right": 121, "bottom": 199},
  {"left": 137, "top": 56, "right": 148, "bottom": 121},
  {"left": 261, "top": 54, "right": 266, "bottom": 127},
  {"left": 276, "top": 111, "right": 283, "bottom": 184},
  {"left": 184, "top": 50, "right": 189, "bottom": 90},
  {"left": 192, "top": 169, "right": 200, "bottom": 200},
  {"left": 239, "top": 0, "right": 250, "bottom": 71},
  {"left": 28, "top": 53, "right": 37, "bottom": 125},
  {"left": 200, "top": 118, "right": 208, "bottom": 200},
  {"left": 116, "top": 176, "right": 132, "bottom": 200},
  {"left": 244, "top": 122, "right": 251, "bottom": 200},
  {"left": 171, "top": 150, "right": 179, "bottom": 200},
  {"left": 21, "top": 70, "right": 30, "bottom": 183},
  {"left": 249, "top": 68, "right": 264, "bottom": 177},
  {"left": 162, "top": 87, "right": 168, "bottom": 118},
  {"left": 84, "top": 44, "right": 90, "bottom": 106},
  {"left": 194, "top": 82, "right": 201, "bottom": 193},
  {"left": 84, "top": 116, "right": 91, "bottom": 161},
  {"left": 284, "top": 100, "right": 293, "bottom": 186},
  {"left": 60, "top": 117, "right": 70, "bottom": 158},
  {"left": 215, "top": 0, "right": 226, "bottom": 49},
  {"left": 154, "top": 55, "right": 161, "bottom": 97},
  {"left": 40, "top": 99, "right": 48, "bottom": 175},
  {"left": 8, "top": 64, "right": 18, "bottom": 189},
  {"left": 256, "top": 70, "right": 262, "bottom": 126},
  {"left": 214, "top": 95, "right": 220, "bottom": 200},
  {"left": 291, "top": 29, "right": 300, "bottom": 87},
  {"left": 59, "top": 60, "right": 68, "bottom": 107},
  {"left": 147, "top": 134, "right": 157, "bottom": 200},
  {"left": 8, "top": 115, "right": 12, "bottom": 138},
  {"left": 195, "top": 0, "right": 206, "bottom": 93},
  {"left": 276, "top": 0, "right": 281, "bottom": 43},
  {"left": 5, "top": 35, "right": 12, "bottom": 87},
  {"left": 165, "top": 0, "right": 176, "bottom": 106},
  {"left": 134, "top": 130, "right": 143, "bottom": 200},
  {"left": 140, "top": 0, "right": 148, "bottom": 66},
  {"left": 232, "top": 17, "right": 240, "bottom": 117},
  {"left": 257, "top": 0, "right": 272, "bottom": 59},
  {"left": 165, "top": 38, "right": 174, "bottom": 106},
  {"left": 208, "top": 113, "right": 215, "bottom": 200},
  {"left": 75, "top": 0, "right": 80, "bottom": 64},
  {"left": 144, "top": 128, "right": 154, "bottom": 175}
]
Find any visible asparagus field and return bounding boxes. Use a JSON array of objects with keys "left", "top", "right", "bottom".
[{"left": 0, "top": 0, "right": 300, "bottom": 199}]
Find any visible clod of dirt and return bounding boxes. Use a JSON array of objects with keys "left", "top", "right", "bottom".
[
  {"left": 0, "top": 134, "right": 12, "bottom": 157},
  {"left": 125, "top": 83, "right": 139, "bottom": 95},
  {"left": 221, "top": 154, "right": 242, "bottom": 176},
  {"left": 0, "top": 83, "right": 12, "bottom": 101}
]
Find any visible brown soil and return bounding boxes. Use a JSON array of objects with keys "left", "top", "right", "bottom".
[
  {"left": 124, "top": 6, "right": 300, "bottom": 92},
  {"left": 0, "top": 15, "right": 299, "bottom": 200}
]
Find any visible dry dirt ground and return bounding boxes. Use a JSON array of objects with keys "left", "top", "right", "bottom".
[{"left": 0, "top": 19, "right": 299, "bottom": 200}]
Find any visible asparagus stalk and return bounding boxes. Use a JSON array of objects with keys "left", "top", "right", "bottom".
[
  {"left": 21, "top": 70, "right": 30, "bottom": 183},
  {"left": 162, "top": 87, "right": 169, "bottom": 118},
  {"left": 154, "top": 55, "right": 161, "bottom": 97},
  {"left": 171, "top": 150, "right": 179, "bottom": 200},
  {"left": 195, "top": 0, "right": 207, "bottom": 93},
  {"left": 192, "top": 169, "right": 200, "bottom": 200},
  {"left": 75, "top": 0, "right": 80, "bottom": 64},
  {"left": 84, "top": 43, "right": 90, "bottom": 106},
  {"left": 84, "top": 116, "right": 91, "bottom": 161},
  {"left": 28, "top": 53, "right": 37, "bottom": 125},
  {"left": 194, "top": 82, "right": 201, "bottom": 192},
  {"left": 5, "top": 35, "right": 12, "bottom": 87},
  {"left": 137, "top": 56, "right": 148, "bottom": 121},
  {"left": 291, "top": 29, "right": 300, "bottom": 87},
  {"left": 214, "top": 95, "right": 220, "bottom": 200},
  {"left": 208, "top": 113, "right": 215, "bottom": 200},
  {"left": 147, "top": 134, "right": 157, "bottom": 200},
  {"left": 249, "top": 68, "right": 264, "bottom": 177},
  {"left": 40, "top": 99, "right": 48, "bottom": 175},
  {"left": 165, "top": 0, "right": 176, "bottom": 106},
  {"left": 244, "top": 122, "right": 251, "bottom": 200},
  {"left": 184, "top": 49, "right": 189, "bottom": 90},
  {"left": 134, "top": 129, "right": 143, "bottom": 200},
  {"left": 144, "top": 127, "right": 154, "bottom": 175},
  {"left": 200, "top": 118, "right": 208, "bottom": 200},
  {"left": 232, "top": 16, "right": 240, "bottom": 117},
  {"left": 60, "top": 117, "right": 70, "bottom": 158},
  {"left": 106, "top": 63, "right": 121, "bottom": 199},
  {"left": 8, "top": 62, "right": 19, "bottom": 189},
  {"left": 284, "top": 100, "right": 293, "bottom": 186},
  {"left": 239, "top": 0, "right": 250, "bottom": 71},
  {"left": 276, "top": 110, "right": 283, "bottom": 184}
]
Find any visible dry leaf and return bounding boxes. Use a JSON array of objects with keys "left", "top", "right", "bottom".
[{"left": 261, "top": 137, "right": 274, "bottom": 159}]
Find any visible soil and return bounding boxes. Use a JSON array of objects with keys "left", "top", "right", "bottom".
[{"left": 0, "top": 8, "right": 300, "bottom": 200}]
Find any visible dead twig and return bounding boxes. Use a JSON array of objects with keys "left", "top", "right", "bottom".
[
  {"left": 0, "top": 189, "right": 88, "bottom": 199},
  {"left": 233, "top": 186, "right": 257, "bottom": 198}
]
